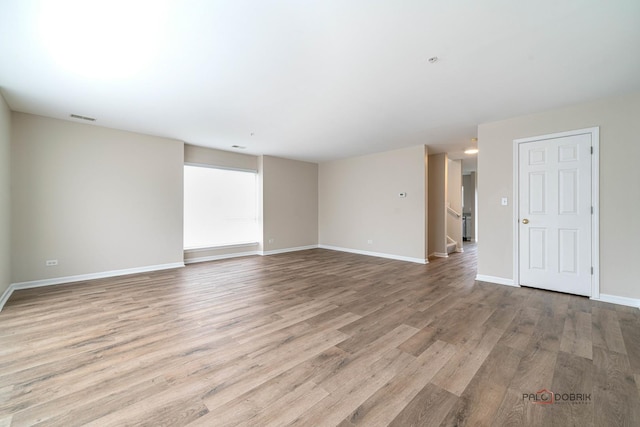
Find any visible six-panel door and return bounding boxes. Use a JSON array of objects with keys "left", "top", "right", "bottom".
[{"left": 518, "top": 133, "right": 592, "bottom": 296}]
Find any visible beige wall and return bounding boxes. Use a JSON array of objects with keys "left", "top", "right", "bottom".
[
  {"left": 478, "top": 92, "right": 640, "bottom": 299},
  {"left": 447, "top": 159, "right": 462, "bottom": 250},
  {"left": 319, "top": 145, "right": 427, "bottom": 261},
  {"left": 11, "top": 113, "right": 184, "bottom": 282},
  {"left": 0, "top": 94, "right": 10, "bottom": 298},
  {"left": 261, "top": 155, "right": 318, "bottom": 252},
  {"left": 184, "top": 144, "right": 258, "bottom": 171},
  {"left": 428, "top": 153, "right": 447, "bottom": 256}
]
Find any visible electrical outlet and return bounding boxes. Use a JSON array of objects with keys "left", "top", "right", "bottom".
[
  {"left": 367, "top": 239, "right": 373, "bottom": 244},
  {"left": 268, "top": 238, "right": 275, "bottom": 244},
  {"left": 45, "top": 259, "right": 58, "bottom": 267}
]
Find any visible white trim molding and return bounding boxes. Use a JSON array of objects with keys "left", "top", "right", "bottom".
[
  {"left": 186, "top": 245, "right": 319, "bottom": 262},
  {"left": 429, "top": 252, "right": 449, "bottom": 258},
  {"left": 0, "top": 286, "right": 14, "bottom": 312},
  {"left": 260, "top": 245, "right": 319, "bottom": 256},
  {"left": 319, "top": 245, "right": 428, "bottom": 264},
  {"left": 184, "top": 242, "right": 258, "bottom": 253},
  {"left": 184, "top": 161, "right": 258, "bottom": 174},
  {"left": 185, "top": 251, "right": 259, "bottom": 264},
  {"left": 512, "top": 127, "right": 600, "bottom": 297},
  {"left": 0, "top": 262, "right": 185, "bottom": 312},
  {"left": 591, "top": 294, "right": 640, "bottom": 310},
  {"left": 475, "top": 274, "right": 518, "bottom": 287}
]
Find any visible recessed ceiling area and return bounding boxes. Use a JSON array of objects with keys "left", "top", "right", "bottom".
[{"left": 1, "top": 1, "right": 639, "bottom": 163}]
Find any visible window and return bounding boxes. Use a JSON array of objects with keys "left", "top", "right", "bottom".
[{"left": 183, "top": 165, "right": 258, "bottom": 249}]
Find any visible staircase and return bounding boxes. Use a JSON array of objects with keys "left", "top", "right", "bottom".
[{"left": 446, "top": 235, "right": 457, "bottom": 254}]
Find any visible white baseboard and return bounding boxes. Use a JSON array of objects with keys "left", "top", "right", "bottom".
[
  {"left": 319, "top": 245, "right": 427, "bottom": 264},
  {"left": 474, "top": 278, "right": 638, "bottom": 310},
  {"left": 475, "top": 274, "right": 518, "bottom": 287},
  {"left": 260, "top": 245, "right": 318, "bottom": 256},
  {"left": 185, "top": 251, "right": 258, "bottom": 264},
  {"left": 591, "top": 293, "right": 640, "bottom": 309},
  {"left": 430, "top": 252, "right": 449, "bottom": 258},
  {"left": 0, "top": 286, "right": 14, "bottom": 313},
  {"left": 185, "top": 245, "right": 319, "bottom": 262},
  {"left": 0, "top": 262, "right": 185, "bottom": 312}
]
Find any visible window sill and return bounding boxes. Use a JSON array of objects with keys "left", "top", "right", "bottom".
[{"left": 183, "top": 242, "right": 259, "bottom": 253}]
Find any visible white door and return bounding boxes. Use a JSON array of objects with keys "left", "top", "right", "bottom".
[{"left": 518, "top": 133, "right": 592, "bottom": 296}]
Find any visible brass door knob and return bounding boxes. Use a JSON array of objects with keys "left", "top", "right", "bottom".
[{"left": 522, "top": 219, "right": 529, "bottom": 224}]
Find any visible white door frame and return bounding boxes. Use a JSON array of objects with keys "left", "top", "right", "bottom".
[{"left": 512, "top": 127, "right": 600, "bottom": 298}]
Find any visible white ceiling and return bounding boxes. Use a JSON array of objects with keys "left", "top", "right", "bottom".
[{"left": 1, "top": 1, "right": 639, "bottom": 164}]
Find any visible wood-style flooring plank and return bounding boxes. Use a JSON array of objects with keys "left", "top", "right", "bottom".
[
  {"left": 438, "top": 344, "right": 523, "bottom": 427},
  {"left": 592, "top": 307, "right": 628, "bottom": 354},
  {"left": 314, "top": 324, "right": 419, "bottom": 394},
  {"left": 559, "top": 309, "right": 593, "bottom": 360},
  {"left": 0, "top": 244, "right": 639, "bottom": 426},
  {"left": 617, "top": 310, "right": 640, "bottom": 373},
  {"left": 344, "top": 340, "right": 457, "bottom": 426},
  {"left": 592, "top": 347, "right": 640, "bottom": 426},
  {"left": 491, "top": 346, "right": 559, "bottom": 426},
  {"left": 192, "top": 347, "right": 347, "bottom": 426},
  {"left": 388, "top": 383, "right": 458, "bottom": 427},
  {"left": 430, "top": 325, "right": 504, "bottom": 396},
  {"left": 497, "top": 306, "right": 542, "bottom": 351},
  {"left": 542, "top": 351, "right": 594, "bottom": 426},
  {"left": 287, "top": 348, "right": 415, "bottom": 427}
]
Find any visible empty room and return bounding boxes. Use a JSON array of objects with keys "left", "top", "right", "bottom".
[{"left": 1, "top": 1, "right": 640, "bottom": 426}]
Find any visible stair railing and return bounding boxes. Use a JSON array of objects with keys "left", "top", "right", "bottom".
[{"left": 447, "top": 206, "right": 462, "bottom": 218}]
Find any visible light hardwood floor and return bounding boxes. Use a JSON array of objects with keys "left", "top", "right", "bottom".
[{"left": 1, "top": 245, "right": 639, "bottom": 426}]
